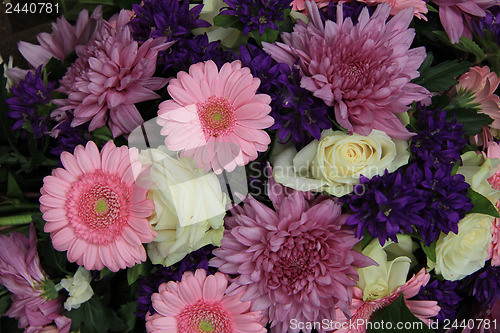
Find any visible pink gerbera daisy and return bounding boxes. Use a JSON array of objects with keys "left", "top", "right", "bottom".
[
  {"left": 209, "top": 168, "right": 375, "bottom": 333},
  {"left": 486, "top": 142, "right": 500, "bottom": 266},
  {"left": 145, "top": 269, "right": 266, "bottom": 333},
  {"left": 39, "top": 141, "right": 156, "bottom": 272},
  {"left": 263, "top": 2, "right": 431, "bottom": 140},
  {"left": 330, "top": 269, "right": 440, "bottom": 333},
  {"left": 157, "top": 60, "right": 274, "bottom": 174},
  {"left": 53, "top": 10, "right": 171, "bottom": 138}
]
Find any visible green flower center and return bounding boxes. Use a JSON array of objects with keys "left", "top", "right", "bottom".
[{"left": 200, "top": 320, "right": 214, "bottom": 332}]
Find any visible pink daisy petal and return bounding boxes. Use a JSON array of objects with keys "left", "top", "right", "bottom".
[
  {"left": 146, "top": 269, "right": 266, "bottom": 333},
  {"left": 40, "top": 141, "right": 156, "bottom": 271},
  {"left": 158, "top": 60, "right": 273, "bottom": 174}
]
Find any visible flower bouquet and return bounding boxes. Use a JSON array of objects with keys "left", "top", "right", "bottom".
[{"left": 1, "top": 0, "right": 500, "bottom": 332}]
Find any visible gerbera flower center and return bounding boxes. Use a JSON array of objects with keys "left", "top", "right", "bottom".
[
  {"left": 177, "top": 300, "right": 232, "bottom": 333},
  {"left": 197, "top": 96, "right": 236, "bottom": 138},
  {"left": 66, "top": 170, "right": 131, "bottom": 245}
]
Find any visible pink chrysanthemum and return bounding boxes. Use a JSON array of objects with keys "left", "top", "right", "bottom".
[
  {"left": 0, "top": 225, "right": 71, "bottom": 333},
  {"left": 330, "top": 269, "right": 440, "bottom": 333},
  {"left": 263, "top": 2, "right": 431, "bottom": 140},
  {"left": 433, "top": 0, "right": 498, "bottom": 44},
  {"left": 157, "top": 60, "right": 274, "bottom": 174},
  {"left": 486, "top": 142, "right": 500, "bottom": 266},
  {"left": 18, "top": 6, "right": 102, "bottom": 68},
  {"left": 209, "top": 169, "right": 375, "bottom": 333},
  {"left": 145, "top": 269, "right": 266, "bottom": 333},
  {"left": 39, "top": 141, "right": 156, "bottom": 272},
  {"left": 53, "top": 10, "right": 171, "bottom": 138}
]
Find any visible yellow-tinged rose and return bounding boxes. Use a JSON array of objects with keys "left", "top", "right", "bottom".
[
  {"left": 140, "top": 146, "right": 228, "bottom": 266},
  {"left": 357, "top": 235, "right": 417, "bottom": 301},
  {"left": 271, "top": 129, "right": 409, "bottom": 196},
  {"left": 435, "top": 213, "right": 494, "bottom": 281}
]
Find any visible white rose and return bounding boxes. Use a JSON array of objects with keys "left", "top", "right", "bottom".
[
  {"left": 357, "top": 235, "right": 417, "bottom": 301},
  {"left": 140, "top": 146, "right": 228, "bottom": 267},
  {"left": 59, "top": 267, "right": 93, "bottom": 311},
  {"left": 435, "top": 213, "right": 494, "bottom": 281},
  {"left": 271, "top": 129, "right": 409, "bottom": 196}
]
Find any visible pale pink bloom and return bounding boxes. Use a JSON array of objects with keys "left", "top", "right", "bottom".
[
  {"left": 433, "top": 0, "right": 500, "bottom": 43},
  {"left": 359, "top": 0, "right": 428, "bottom": 19},
  {"left": 145, "top": 269, "right": 266, "bottom": 333},
  {"left": 53, "top": 10, "right": 171, "bottom": 138},
  {"left": 291, "top": 0, "right": 331, "bottom": 11},
  {"left": 0, "top": 225, "right": 71, "bottom": 333},
  {"left": 39, "top": 141, "right": 157, "bottom": 272},
  {"left": 157, "top": 60, "right": 274, "bottom": 174},
  {"left": 263, "top": 2, "right": 430, "bottom": 140},
  {"left": 18, "top": 7, "right": 102, "bottom": 68},
  {"left": 457, "top": 66, "right": 500, "bottom": 130},
  {"left": 330, "top": 269, "right": 440, "bottom": 333},
  {"left": 209, "top": 168, "right": 375, "bottom": 333},
  {"left": 486, "top": 141, "right": 500, "bottom": 266}
]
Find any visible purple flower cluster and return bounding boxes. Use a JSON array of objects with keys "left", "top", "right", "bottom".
[
  {"left": 411, "top": 106, "right": 467, "bottom": 169},
  {"left": 128, "top": 0, "right": 225, "bottom": 71},
  {"left": 470, "top": 264, "right": 500, "bottom": 307},
  {"left": 344, "top": 163, "right": 472, "bottom": 246},
  {"left": 221, "top": 0, "right": 291, "bottom": 35},
  {"left": 417, "top": 279, "right": 462, "bottom": 321},
  {"left": 135, "top": 245, "right": 216, "bottom": 318},
  {"left": 6, "top": 66, "right": 54, "bottom": 139},
  {"left": 49, "top": 112, "right": 90, "bottom": 156},
  {"left": 473, "top": 6, "right": 500, "bottom": 44},
  {"left": 238, "top": 45, "right": 331, "bottom": 146}
]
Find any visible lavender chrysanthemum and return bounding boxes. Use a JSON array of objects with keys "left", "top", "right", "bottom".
[
  {"left": 135, "top": 245, "right": 216, "bottom": 318},
  {"left": 6, "top": 66, "right": 54, "bottom": 139},
  {"left": 417, "top": 279, "right": 462, "bottom": 321},
  {"left": 238, "top": 45, "right": 331, "bottom": 145},
  {"left": 411, "top": 106, "right": 467, "bottom": 169},
  {"left": 210, "top": 168, "right": 374, "bottom": 333},
  {"left": 221, "top": 0, "right": 292, "bottom": 35},
  {"left": 263, "top": 2, "right": 431, "bottom": 140}
]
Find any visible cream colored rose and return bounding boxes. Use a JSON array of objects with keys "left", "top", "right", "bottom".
[
  {"left": 435, "top": 213, "right": 494, "bottom": 281},
  {"left": 357, "top": 235, "right": 417, "bottom": 301},
  {"left": 457, "top": 151, "right": 500, "bottom": 205},
  {"left": 140, "top": 147, "right": 228, "bottom": 267},
  {"left": 59, "top": 267, "right": 93, "bottom": 311},
  {"left": 271, "top": 129, "right": 409, "bottom": 196}
]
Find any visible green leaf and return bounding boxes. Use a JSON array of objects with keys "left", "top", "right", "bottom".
[
  {"left": 451, "top": 161, "right": 460, "bottom": 176},
  {"left": 66, "top": 297, "right": 126, "bottom": 333},
  {"left": 467, "top": 188, "right": 500, "bottom": 217},
  {"left": 361, "top": 229, "right": 373, "bottom": 250},
  {"left": 368, "top": 294, "right": 434, "bottom": 333},
  {"left": 412, "top": 53, "right": 472, "bottom": 92},
  {"left": 213, "top": 14, "right": 241, "bottom": 28},
  {"left": 0, "top": 213, "right": 33, "bottom": 226},
  {"left": 0, "top": 287, "right": 11, "bottom": 315},
  {"left": 6, "top": 173, "right": 23, "bottom": 200},
  {"left": 127, "top": 263, "right": 143, "bottom": 285},
  {"left": 117, "top": 302, "right": 137, "bottom": 333},
  {"left": 420, "top": 240, "right": 437, "bottom": 263},
  {"left": 445, "top": 107, "right": 493, "bottom": 136},
  {"left": 433, "top": 31, "right": 485, "bottom": 63},
  {"left": 91, "top": 126, "right": 113, "bottom": 142},
  {"left": 251, "top": 27, "right": 280, "bottom": 45}
]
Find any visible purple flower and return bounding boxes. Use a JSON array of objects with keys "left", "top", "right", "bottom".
[
  {"left": 5, "top": 66, "right": 54, "bottom": 139},
  {"left": 237, "top": 44, "right": 332, "bottom": 146},
  {"left": 343, "top": 169, "right": 428, "bottom": 245},
  {"left": 417, "top": 279, "right": 462, "bottom": 321},
  {"left": 321, "top": 1, "right": 374, "bottom": 24},
  {"left": 135, "top": 245, "right": 216, "bottom": 318},
  {"left": 473, "top": 6, "right": 500, "bottom": 44},
  {"left": 411, "top": 106, "right": 467, "bottom": 169},
  {"left": 470, "top": 264, "right": 500, "bottom": 307},
  {"left": 221, "top": 0, "right": 292, "bottom": 35},
  {"left": 49, "top": 112, "right": 90, "bottom": 156}
]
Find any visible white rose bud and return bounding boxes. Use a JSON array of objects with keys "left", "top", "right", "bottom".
[{"left": 272, "top": 129, "right": 409, "bottom": 196}]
